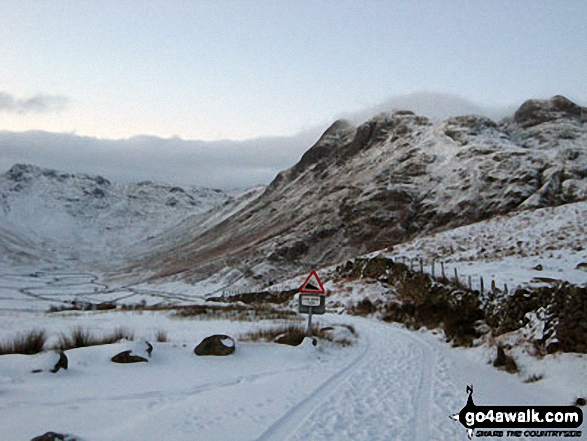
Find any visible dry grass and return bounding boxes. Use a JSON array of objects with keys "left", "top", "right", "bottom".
[
  {"left": 238, "top": 323, "right": 312, "bottom": 343},
  {"left": 172, "top": 303, "right": 298, "bottom": 321},
  {"left": 0, "top": 329, "right": 47, "bottom": 355},
  {"left": 155, "top": 329, "right": 168, "bottom": 343},
  {"left": 238, "top": 322, "right": 357, "bottom": 347},
  {"left": 55, "top": 327, "right": 134, "bottom": 351}
]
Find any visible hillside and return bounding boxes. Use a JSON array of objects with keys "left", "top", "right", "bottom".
[
  {"left": 143, "top": 96, "right": 587, "bottom": 287},
  {"left": 0, "top": 164, "right": 241, "bottom": 268}
]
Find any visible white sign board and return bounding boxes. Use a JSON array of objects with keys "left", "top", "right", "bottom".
[
  {"left": 298, "top": 293, "right": 326, "bottom": 314},
  {"left": 301, "top": 295, "right": 321, "bottom": 307}
]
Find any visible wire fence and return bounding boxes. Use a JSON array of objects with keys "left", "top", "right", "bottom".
[{"left": 221, "top": 255, "right": 517, "bottom": 300}]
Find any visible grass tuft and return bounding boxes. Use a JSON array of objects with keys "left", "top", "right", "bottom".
[
  {"left": 0, "top": 329, "right": 47, "bottom": 355},
  {"left": 155, "top": 329, "right": 168, "bottom": 343},
  {"left": 56, "top": 326, "right": 134, "bottom": 351}
]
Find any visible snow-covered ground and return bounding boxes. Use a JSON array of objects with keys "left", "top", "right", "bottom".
[
  {"left": 384, "top": 202, "right": 587, "bottom": 290},
  {"left": 0, "top": 270, "right": 585, "bottom": 440}
]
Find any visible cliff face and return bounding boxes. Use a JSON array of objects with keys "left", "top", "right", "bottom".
[{"left": 144, "top": 96, "right": 587, "bottom": 286}]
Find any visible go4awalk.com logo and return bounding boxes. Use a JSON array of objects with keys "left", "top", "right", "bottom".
[{"left": 450, "top": 386, "right": 583, "bottom": 439}]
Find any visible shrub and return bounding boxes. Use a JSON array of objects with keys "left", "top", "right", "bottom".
[{"left": 0, "top": 329, "right": 47, "bottom": 355}]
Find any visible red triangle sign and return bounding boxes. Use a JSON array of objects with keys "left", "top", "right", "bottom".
[{"left": 299, "top": 270, "right": 325, "bottom": 294}]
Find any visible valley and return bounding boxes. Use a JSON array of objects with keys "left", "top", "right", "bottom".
[{"left": 0, "top": 96, "right": 585, "bottom": 441}]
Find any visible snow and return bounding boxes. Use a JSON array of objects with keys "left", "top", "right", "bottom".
[
  {"left": 0, "top": 164, "right": 238, "bottom": 269},
  {"left": 0, "top": 151, "right": 586, "bottom": 439},
  {"left": 1, "top": 305, "right": 584, "bottom": 440},
  {"left": 378, "top": 201, "right": 587, "bottom": 290},
  {"left": 0, "top": 267, "right": 585, "bottom": 440}
]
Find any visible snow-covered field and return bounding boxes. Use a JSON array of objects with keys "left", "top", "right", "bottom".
[{"left": 0, "top": 269, "right": 585, "bottom": 440}]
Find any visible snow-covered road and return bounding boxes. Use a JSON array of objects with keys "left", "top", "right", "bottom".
[{"left": 258, "top": 318, "right": 451, "bottom": 441}]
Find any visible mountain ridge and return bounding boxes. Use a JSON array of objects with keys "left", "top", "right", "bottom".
[
  {"left": 142, "top": 95, "right": 587, "bottom": 288},
  {"left": 0, "top": 163, "right": 238, "bottom": 267}
]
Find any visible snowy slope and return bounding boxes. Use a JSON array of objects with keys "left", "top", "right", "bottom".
[
  {"left": 385, "top": 201, "right": 587, "bottom": 289},
  {"left": 0, "top": 164, "right": 238, "bottom": 268}
]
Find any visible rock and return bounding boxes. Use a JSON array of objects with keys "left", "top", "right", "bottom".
[
  {"left": 194, "top": 335, "right": 235, "bottom": 356},
  {"left": 493, "top": 345, "right": 518, "bottom": 373},
  {"left": 546, "top": 340, "right": 561, "bottom": 354},
  {"left": 514, "top": 95, "right": 583, "bottom": 128},
  {"left": 576, "top": 397, "right": 586, "bottom": 406},
  {"left": 274, "top": 331, "right": 305, "bottom": 346},
  {"left": 145, "top": 341, "right": 153, "bottom": 358},
  {"left": 111, "top": 350, "right": 148, "bottom": 364},
  {"left": 30, "top": 432, "right": 77, "bottom": 441},
  {"left": 575, "top": 262, "right": 587, "bottom": 271},
  {"left": 50, "top": 351, "right": 68, "bottom": 373},
  {"left": 533, "top": 264, "right": 543, "bottom": 271}
]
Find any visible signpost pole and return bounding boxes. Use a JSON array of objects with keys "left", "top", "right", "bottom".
[{"left": 307, "top": 307, "right": 313, "bottom": 337}]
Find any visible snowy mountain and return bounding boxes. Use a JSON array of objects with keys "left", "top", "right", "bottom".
[
  {"left": 144, "top": 95, "right": 587, "bottom": 287},
  {"left": 0, "top": 164, "right": 239, "bottom": 267}
]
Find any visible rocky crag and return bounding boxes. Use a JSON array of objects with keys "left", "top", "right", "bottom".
[{"left": 147, "top": 96, "right": 587, "bottom": 287}]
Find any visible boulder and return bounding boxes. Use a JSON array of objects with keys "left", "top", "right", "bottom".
[
  {"left": 274, "top": 331, "right": 305, "bottom": 346},
  {"left": 111, "top": 350, "right": 148, "bottom": 364},
  {"left": 194, "top": 335, "right": 235, "bottom": 356},
  {"left": 145, "top": 341, "right": 153, "bottom": 358},
  {"left": 30, "top": 432, "right": 77, "bottom": 441},
  {"left": 50, "top": 351, "right": 68, "bottom": 373}
]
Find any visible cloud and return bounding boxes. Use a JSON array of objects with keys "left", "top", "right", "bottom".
[
  {"left": 0, "top": 91, "right": 525, "bottom": 189},
  {"left": 0, "top": 91, "right": 69, "bottom": 114},
  {"left": 0, "top": 128, "right": 324, "bottom": 189},
  {"left": 341, "top": 91, "right": 517, "bottom": 124}
]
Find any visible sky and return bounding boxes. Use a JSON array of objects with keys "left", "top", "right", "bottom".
[{"left": 1, "top": 0, "right": 586, "bottom": 188}]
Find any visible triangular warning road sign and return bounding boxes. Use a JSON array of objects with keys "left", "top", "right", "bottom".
[{"left": 299, "top": 270, "right": 325, "bottom": 294}]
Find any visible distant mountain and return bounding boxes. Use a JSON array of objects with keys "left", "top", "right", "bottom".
[
  {"left": 142, "top": 95, "right": 587, "bottom": 287},
  {"left": 0, "top": 164, "right": 247, "bottom": 267}
]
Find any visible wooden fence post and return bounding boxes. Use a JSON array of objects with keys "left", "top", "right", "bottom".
[
  {"left": 441, "top": 262, "right": 446, "bottom": 282},
  {"left": 480, "top": 276, "right": 484, "bottom": 295},
  {"left": 419, "top": 258, "right": 424, "bottom": 273},
  {"left": 468, "top": 275, "right": 472, "bottom": 290},
  {"left": 431, "top": 260, "right": 436, "bottom": 279},
  {"left": 454, "top": 267, "right": 459, "bottom": 285}
]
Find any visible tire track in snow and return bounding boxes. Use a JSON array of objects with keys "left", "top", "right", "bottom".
[
  {"left": 256, "top": 331, "right": 371, "bottom": 441},
  {"left": 257, "top": 319, "right": 450, "bottom": 441}
]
